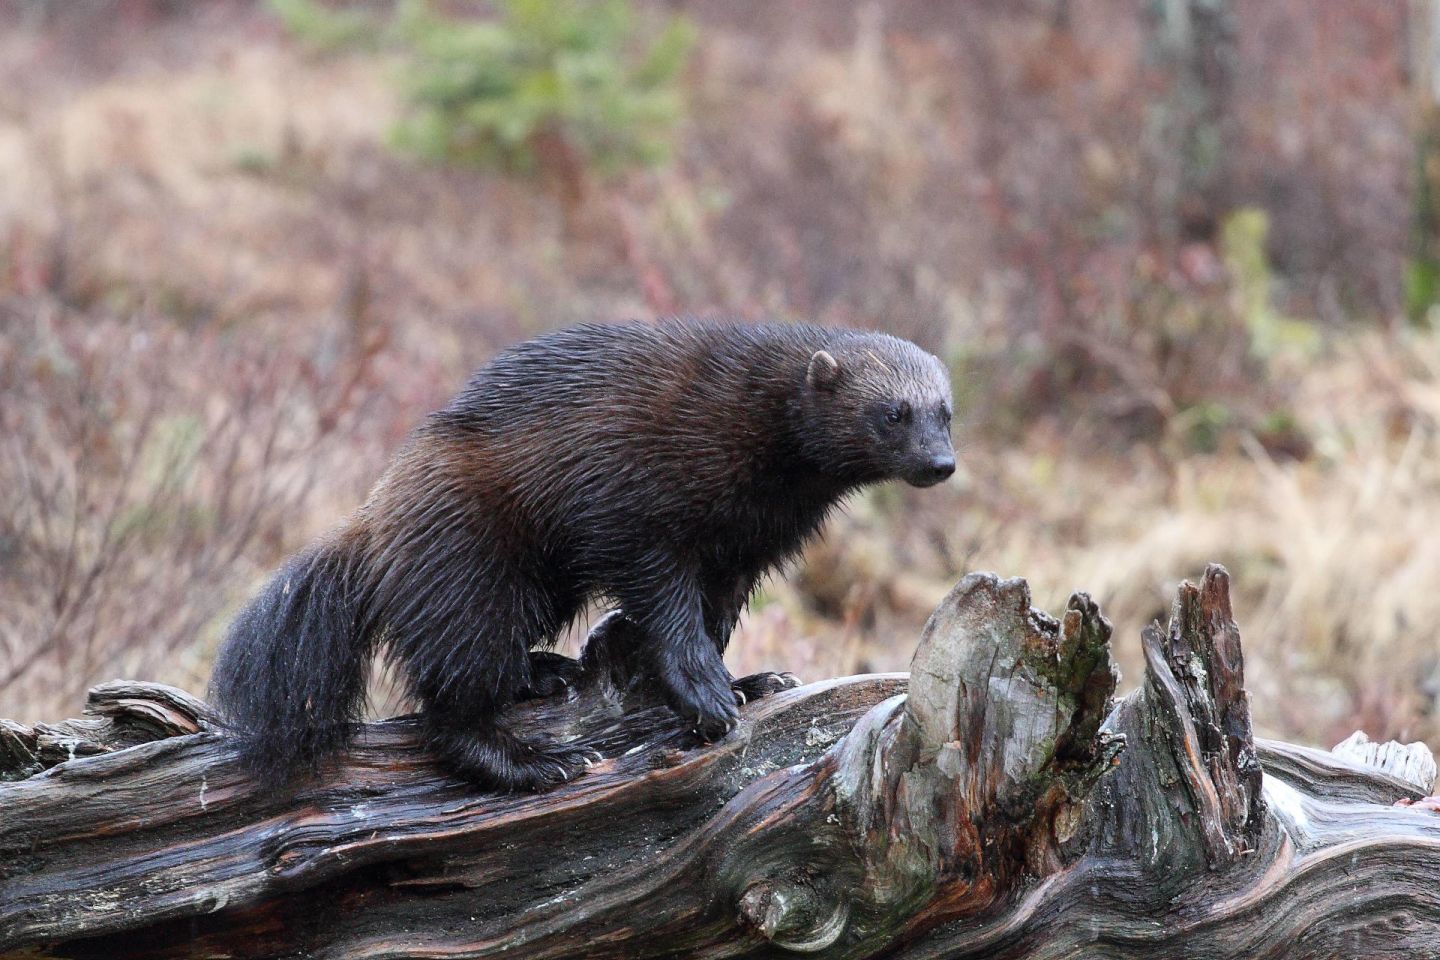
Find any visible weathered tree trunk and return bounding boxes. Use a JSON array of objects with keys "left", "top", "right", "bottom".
[
  {"left": 2, "top": 565, "right": 1437, "bottom": 959},
  {"left": 1149, "top": 0, "right": 1236, "bottom": 244}
]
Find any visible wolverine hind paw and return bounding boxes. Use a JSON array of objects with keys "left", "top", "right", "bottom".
[
  {"left": 517, "top": 651, "right": 584, "bottom": 700},
  {"left": 513, "top": 741, "right": 602, "bottom": 790},
  {"left": 427, "top": 726, "right": 601, "bottom": 792}
]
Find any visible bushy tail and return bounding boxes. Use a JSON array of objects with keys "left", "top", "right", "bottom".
[{"left": 211, "top": 538, "right": 372, "bottom": 783}]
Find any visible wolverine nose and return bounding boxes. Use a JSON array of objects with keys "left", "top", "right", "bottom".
[{"left": 922, "top": 456, "right": 955, "bottom": 483}]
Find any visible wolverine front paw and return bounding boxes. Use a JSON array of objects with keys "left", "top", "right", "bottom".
[
  {"left": 731, "top": 670, "right": 801, "bottom": 704},
  {"left": 659, "top": 661, "right": 741, "bottom": 742}
]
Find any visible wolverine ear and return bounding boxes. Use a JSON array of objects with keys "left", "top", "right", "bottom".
[{"left": 806, "top": 350, "right": 841, "bottom": 390}]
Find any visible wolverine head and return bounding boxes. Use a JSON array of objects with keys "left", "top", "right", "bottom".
[{"left": 800, "top": 333, "right": 956, "bottom": 488}]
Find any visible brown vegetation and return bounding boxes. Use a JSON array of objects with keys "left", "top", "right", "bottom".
[{"left": 1, "top": 0, "right": 1437, "bottom": 754}]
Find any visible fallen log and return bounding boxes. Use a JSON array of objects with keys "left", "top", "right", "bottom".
[{"left": 1, "top": 564, "right": 1437, "bottom": 959}]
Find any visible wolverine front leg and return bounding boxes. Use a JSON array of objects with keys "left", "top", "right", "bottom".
[
  {"left": 701, "top": 572, "right": 801, "bottom": 704},
  {"left": 699, "top": 571, "right": 753, "bottom": 657},
  {"left": 620, "top": 558, "right": 740, "bottom": 741}
]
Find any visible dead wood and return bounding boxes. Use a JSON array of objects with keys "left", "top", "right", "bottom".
[{"left": 2, "top": 565, "right": 1437, "bottom": 959}]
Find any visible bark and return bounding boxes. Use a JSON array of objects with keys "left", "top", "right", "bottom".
[{"left": 1, "top": 564, "right": 1437, "bottom": 960}]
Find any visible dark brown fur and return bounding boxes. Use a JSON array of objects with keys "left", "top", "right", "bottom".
[{"left": 212, "top": 319, "right": 955, "bottom": 790}]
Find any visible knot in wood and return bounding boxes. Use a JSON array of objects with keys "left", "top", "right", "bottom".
[{"left": 737, "top": 877, "right": 848, "bottom": 953}]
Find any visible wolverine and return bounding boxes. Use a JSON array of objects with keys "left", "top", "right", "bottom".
[{"left": 212, "top": 319, "right": 956, "bottom": 791}]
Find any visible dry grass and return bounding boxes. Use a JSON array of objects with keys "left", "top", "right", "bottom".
[
  {"left": 0, "top": 294, "right": 391, "bottom": 717},
  {"left": 0, "top": 4, "right": 1435, "bottom": 755}
]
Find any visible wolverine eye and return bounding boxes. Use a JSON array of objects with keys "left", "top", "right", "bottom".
[
  {"left": 939, "top": 405, "right": 952, "bottom": 425},
  {"left": 885, "top": 402, "right": 911, "bottom": 425}
]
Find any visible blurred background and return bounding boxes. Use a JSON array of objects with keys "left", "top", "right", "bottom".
[{"left": 3, "top": 0, "right": 1440, "bottom": 752}]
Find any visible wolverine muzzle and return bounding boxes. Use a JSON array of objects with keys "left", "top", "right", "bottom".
[{"left": 907, "top": 455, "right": 956, "bottom": 487}]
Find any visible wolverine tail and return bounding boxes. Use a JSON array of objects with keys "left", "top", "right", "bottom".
[{"left": 211, "top": 537, "right": 373, "bottom": 783}]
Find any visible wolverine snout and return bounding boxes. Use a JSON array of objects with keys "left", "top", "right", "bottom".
[
  {"left": 906, "top": 454, "right": 955, "bottom": 487},
  {"left": 924, "top": 454, "right": 956, "bottom": 483},
  {"left": 901, "top": 427, "right": 957, "bottom": 486}
]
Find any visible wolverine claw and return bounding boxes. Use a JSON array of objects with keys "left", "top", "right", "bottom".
[{"left": 690, "top": 708, "right": 738, "bottom": 743}]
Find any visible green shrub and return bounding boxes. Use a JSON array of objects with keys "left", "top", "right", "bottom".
[
  {"left": 270, "top": 0, "right": 383, "bottom": 54},
  {"left": 271, "top": 0, "right": 695, "bottom": 180},
  {"left": 1411, "top": 118, "right": 1440, "bottom": 326},
  {"left": 1220, "top": 207, "right": 1318, "bottom": 359},
  {"left": 393, "top": 0, "right": 694, "bottom": 176}
]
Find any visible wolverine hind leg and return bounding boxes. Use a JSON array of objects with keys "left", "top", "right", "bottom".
[{"left": 393, "top": 548, "right": 595, "bottom": 791}]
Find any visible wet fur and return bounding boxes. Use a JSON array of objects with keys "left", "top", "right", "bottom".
[{"left": 212, "top": 319, "right": 954, "bottom": 790}]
